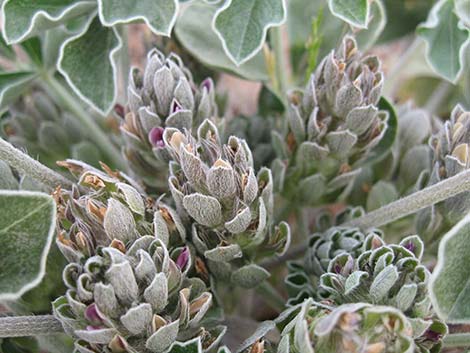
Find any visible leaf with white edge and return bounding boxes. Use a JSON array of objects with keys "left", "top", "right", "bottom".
[
  {"left": 213, "top": 0, "right": 286, "bottom": 65},
  {"left": 0, "top": 71, "right": 38, "bottom": 111},
  {"left": 1, "top": 0, "right": 96, "bottom": 44},
  {"left": 58, "top": 16, "right": 122, "bottom": 114},
  {"left": 431, "top": 212, "right": 470, "bottom": 322},
  {"left": 168, "top": 337, "right": 202, "bottom": 353},
  {"left": 456, "top": 0, "right": 470, "bottom": 26},
  {"left": 328, "top": 0, "right": 369, "bottom": 28},
  {"left": 0, "top": 191, "right": 56, "bottom": 301},
  {"left": 417, "top": 0, "right": 470, "bottom": 82},
  {"left": 355, "top": 0, "right": 386, "bottom": 50},
  {"left": 175, "top": 2, "right": 268, "bottom": 81},
  {"left": 98, "top": 0, "right": 178, "bottom": 36}
]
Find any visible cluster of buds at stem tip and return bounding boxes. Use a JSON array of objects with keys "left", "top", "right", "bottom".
[
  {"left": 416, "top": 105, "right": 470, "bottom": 237},
  {"left": 273, "top": 298, "right": 446, "bottom": 353},
  {"left": 272, "top": 36, "right": 387, "bottom": 205},
  {"left": 55, "top": 160, "right": 186, "bottom": 263},
  {"left": 120, "top": 49, "right": 219, "bottom": 192},
  {"left": 163, "top": 120, "right": 290, "bottom": 288},
  {"left": 53, "top": 236, "right": 225, "bottom": 353},
  {"left": 1, "top": 90, "right": 113, "bottom": 169}
]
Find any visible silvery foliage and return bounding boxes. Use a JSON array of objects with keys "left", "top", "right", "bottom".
[
  {"left": 55, "top": 160, "right": 185, "bottom": 263},
  {"left": 53, "top": 236, "right": 224, "bottom": 353},
  {"left": 163, "top": 121, "right": 290, "bottom": 288},
  {"left": 121, "top": 49, "right": 218, "bottom": 192},
  {"left": 1, "top": 91, "right": 109, "bottom": 169},
  {"left": 273, "top": 298, "right": 446, "bottom": 353},
  {"left": 417, "top": 105, "right": 470, "bottom": 237},
  {"left": 273, "top": 36, "right": 387, "bottom": 205},
  {"left": 349, "top": 103, "right": 435, "bottom": 209}
]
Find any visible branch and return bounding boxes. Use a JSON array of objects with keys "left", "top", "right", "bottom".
[
  {"left": 344, "top": 169, "right": 470, "bottom": 230},
  {"left": 0, "top": 137, "right": 73, "bottom": 189},
  {"left": 0, "top": 315, "right": 63, "bottom": 338}
]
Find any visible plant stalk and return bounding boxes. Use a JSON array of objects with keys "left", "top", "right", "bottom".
[
  {"left": 43, "top": 75, "right": 126, "bottom": 170},
  {"left": 261, "top": 243, "right": 306, "bottom": 270},
  {"left": 272, "top": 25, "right": 288, "bottom": 97},
  {"left": 0, "top": 315, "right": 63, "bottom": 338},
  {"left": 0, "top": 137, "right": 73, "bottom": 189},
  {"left": 344, "top": 169, "right": 470, "bottom": 230},
  {"left": 255, "top": 281, "right": 286, "bottom": 312},
  {"left": 443, "top": 333, "right": 470, "bottom": 348}
]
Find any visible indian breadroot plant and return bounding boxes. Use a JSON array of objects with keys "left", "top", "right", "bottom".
[{"left": 0, "top": 1, "right": 470, "bottom": 353}]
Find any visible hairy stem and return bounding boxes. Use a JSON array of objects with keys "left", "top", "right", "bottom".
[
  {"left": 261, "top": 243, "right": 306, "bottom": 270},
  {"left": 255, "top": 281, "right": 285, "bottom": 312},
  {"left": 443, "top": 333, "right": 470, "bottom": 348},
  {"left": 0, "top": 315, "right": 63, "bottom": 338},
  {"left": 0, "top": 137, "right": 73, "bottom": 189},
  {"left": 43, "top": 75, "right": 126, "bottom": 170},
  {"left": 344, "top": 169, "right": 470, "bottom": 229},
  {"left": 272, "top": 25, "right": 289, "bottom": 97}
]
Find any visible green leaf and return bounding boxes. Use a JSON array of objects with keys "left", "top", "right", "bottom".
[
  {"left": 417, "top": 0, "right": 470, "bottom": 82},
  {"left": 58, "top": 16, "right": 122, "bottom": 114},
  {"left": 366, "top": 181, "right": 398, "bottom": 212},
  {"left": 98, "top": 0, "right": 178, "bottom": 36},
  {"left": 175, "top": 2, "right": 268, "bottom": 81},
  {"left": 20, "top": 37, "right": 43, "bottom": 66},
  {"left": 231, "top": 264, "right": 270, "bottom": 288},
  {"left": 456, "top": 0, "right": 470, "bottom": 26},
  {"left": 213, "top": 0, "right": 286, "bottom": 65},
  {"left": 1, "top": 0, "right": 96, "bottom": 44},
  {"left": 0, "top": 71, "right": 38, "bottom": 111},
  {"left": 359, "top": 97, "right": 398, "bottom": 167},
  {"left": 328, "top": 0, "right": 369, "bottom": 28},
  {"left": 431, "top": 212, "right": 470, "bottom": 322},
  {"left": 355, "top": 0, "right": 386, "bottom": 50},
  {"left": 0, "top": 190, "right": 56, "bottom": 301}
]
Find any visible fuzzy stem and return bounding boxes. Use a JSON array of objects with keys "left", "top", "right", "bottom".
[
  {"left": 443, "top": 333, "right": 470, "bottom": 348},
  {"left": 0, "top": 137, "right": 73, "bottom": 189},
  {"left": 43, "top": 75, "right": 126, "bottom": 170},
  {"left": 0, "top": 315, "right": 63, "bottom": 338},
  {"left": 255, "top": 281, "right": 285, "bottom": 312},
  {"left": 261, "top": 243, "right": 306, "bottom": 270},
  {"left": 272, "top": 25, "right": 288, "bottom": 97},
  {"left": 344, "top": 169, "right": 470, "bottom": 230}
]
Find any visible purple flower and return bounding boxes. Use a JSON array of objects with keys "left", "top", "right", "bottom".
[
  {"left": 85, "top": 303, "right": 104, "bottom": 324},
  {"left": 404, "top": 241, "right": 415, "bottom": 253},
  {"left": 149, "top": 127, "right": 165, "bottom": 148},
  {"left": 176, "top": 247, "right": 190, "bottom": 270},
  {"left": 201, "top": 78, "right": 212, "bottom": 92},
  {"left": 114, "top": 103, "right": 125, "bottom": 118},
  {"left": 170, "top": 99, "right": 182, "bottom": 114}
]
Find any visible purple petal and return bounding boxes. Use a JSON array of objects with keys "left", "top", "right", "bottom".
[
  {"left": 171, "top": 99, "right": 182, "bottom": 114},
  {"left": 176, "top": 247, "right": 190, "bottom": 270},
  {"left": 114, "top": 104, "right": 125, "bottom": 118},
  {"left": 404, "top": 241, "right": 415, "bottom": 253},
  {"left": 201, "top": 78, "right": 212, "bottom": 92},
  {"left": 149, "top": 127, "right": 165, "bottom": 148},
  {"left": 85, "top": 303, "right": 104, "bottom": 324}
]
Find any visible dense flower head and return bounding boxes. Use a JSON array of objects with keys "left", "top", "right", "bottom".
[
  {"left": 120, "top": 49, "right": 218, "bottom": 192},
  {"left": 55, "top": 160, "right": 185, "bottom": 263},
  {"left": 275, "top": 36, "right": 388, "bottom": 205},
  {"left": 163, "top": 120, "right": 290, "bottom": 287},
  {"left": 53, "top": 237, "right": 224, "bottom": 353},
  {"left": 275, "top": 299, "right": 445, "bottom": 353}
]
